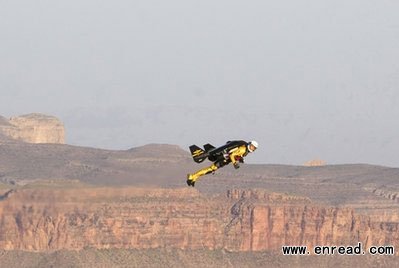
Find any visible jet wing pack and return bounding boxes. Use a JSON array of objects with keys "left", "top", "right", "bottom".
[{"left": 189, "top": 140, "right": 248, "bottom": 163}]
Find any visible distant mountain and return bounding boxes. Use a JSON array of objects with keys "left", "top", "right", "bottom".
[
  {"left": 1, "top": 112, "right": 399, "bottom": 217},
  {"left": 1, "top": 141, "right": 399, "bottom": 213}
]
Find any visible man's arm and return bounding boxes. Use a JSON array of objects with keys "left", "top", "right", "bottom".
[{"left": 229, "top": 146, "right": 247, "bottom": 168}]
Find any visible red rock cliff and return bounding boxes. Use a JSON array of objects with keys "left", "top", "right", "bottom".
[{"left": 0, "top": 188, "right": 397, "bottom": 252}]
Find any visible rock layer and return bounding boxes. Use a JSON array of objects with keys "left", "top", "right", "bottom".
[
  {"left": 0, "top": 188, "right": 397, "bottom": 253},
  {"left": 0, "top": 113, "right": 64, "bottom": 144}
]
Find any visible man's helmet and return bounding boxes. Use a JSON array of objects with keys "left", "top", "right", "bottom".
[{"left": 248, "top": 140, "right": 258, "bottom": 152}]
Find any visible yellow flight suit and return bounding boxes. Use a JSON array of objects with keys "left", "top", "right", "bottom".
[{"left": 187, "top": 145, "right": 248, "bottom": 186}]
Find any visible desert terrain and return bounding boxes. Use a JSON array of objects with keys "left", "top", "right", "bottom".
[{"left": 0, "top": 114, "right": 398, "bottom": 267}]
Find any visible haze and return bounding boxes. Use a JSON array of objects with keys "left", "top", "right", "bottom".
[{"left": 1, "top": 0, "right": 398, "bottom": 166}]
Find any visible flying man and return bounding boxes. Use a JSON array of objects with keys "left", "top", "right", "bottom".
[{"left": 186, "top": 140, "right": 258, "bottom": 187}]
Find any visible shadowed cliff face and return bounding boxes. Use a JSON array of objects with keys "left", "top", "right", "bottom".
[{"left": 0, "top": 188, "right": 397, "bottom": 253}]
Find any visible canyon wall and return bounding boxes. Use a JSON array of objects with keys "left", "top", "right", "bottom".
[
  {"left": 0, "top": 188, "right": 397, "bottom": 253},
  {"left": 0, "top": 113, "right": 64, "bottom": 144}
]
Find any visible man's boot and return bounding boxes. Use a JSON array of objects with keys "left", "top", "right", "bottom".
[{"left": 186, "top": 174, "right": 195, "bottom": 187}]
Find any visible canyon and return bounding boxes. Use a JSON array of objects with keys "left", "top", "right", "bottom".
[
  {"left": 0, "top": 187, "right": 398, "bottom": 255},
  {"left": 1, "top": 113, "right": 399, "bottom": 267}
]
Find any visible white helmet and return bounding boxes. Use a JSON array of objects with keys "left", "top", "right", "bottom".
[{"left": 248, "top": 140, "right": 258, "bottom": 152}]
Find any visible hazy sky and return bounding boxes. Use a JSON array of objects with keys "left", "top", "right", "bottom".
[{"left": 1, "top": 0, "right": 399, "bottom": 166}]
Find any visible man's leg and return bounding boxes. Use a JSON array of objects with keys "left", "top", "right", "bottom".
[{"left": 187, "top": 163, "right": 218, "bottom": 187}]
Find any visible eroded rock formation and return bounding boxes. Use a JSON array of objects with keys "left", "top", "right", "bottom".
[
  {"left": 0, "top": 113, "right": 64, "bottom": 144},
  {"left": 304, "top": 159, "right": 326, "bottom": 167},
  {"left": 0, "top": 188, "right": 397, "bottom": 253}
]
